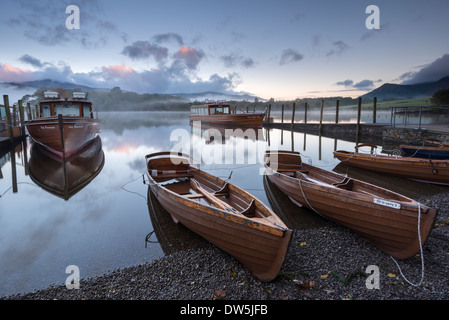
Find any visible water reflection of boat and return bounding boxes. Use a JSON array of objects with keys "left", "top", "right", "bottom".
[
  {"left": 334, "top": 144, "right": 449, "bottom": 185},
  {"left": 25, "top": 91, "right": 101, "bottom": 159},
  {"left": 189, "top": 101, "right": 265, "bottom": 128},
  {"left": 29, "top": 136, "right": 105, "bottom": 200},
  {"left": 146, "top": 186, "right": 210, "bottom": 254},
  {"left": 264, "top": 150, "right": 438, "bottom": 259},
  {"left": 191, "top": 121, "right": 262, "bottom": 144},
  {"left": 145, "top": 151, "right": 291, "bottom": 282}
]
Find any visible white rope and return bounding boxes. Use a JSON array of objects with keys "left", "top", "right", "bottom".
[
  {"left": 389, "top": 203, "right": 425, "bottom": 287},
  {"left": 297, "top": 178, "right": 324, "bottom": 218}
]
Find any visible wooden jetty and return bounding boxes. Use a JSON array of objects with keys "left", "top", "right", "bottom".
[
  {"left": 262, "top": 98, "right": 449, "bottom": 145},
  {"left": 1, "top": 95, "right": 28, "bottom": 149}
]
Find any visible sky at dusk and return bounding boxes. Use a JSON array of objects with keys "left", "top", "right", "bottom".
[{"left": 0, "top": 0, "right": 449, "bottom": 100}]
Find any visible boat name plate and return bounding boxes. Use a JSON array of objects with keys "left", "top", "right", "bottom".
[{"left": 373, "top": 198, "right": 401, "bottom": 209}]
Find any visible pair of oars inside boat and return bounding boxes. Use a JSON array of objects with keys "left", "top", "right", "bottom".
[{"left": 189, "top": 178, "right": 238, "bottom": 213}]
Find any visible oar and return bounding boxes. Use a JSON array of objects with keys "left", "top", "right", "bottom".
[{"left": 190, "top": 179, "right": 238, "bottom": 213}]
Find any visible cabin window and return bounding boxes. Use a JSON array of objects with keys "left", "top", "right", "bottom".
[
  {"left": 83, "top": 105, "right": 91, "bottom": 118},
  {"left": 42, "top": 105, "right": 51, "bottom": 117},
  {"left": 209, "top": 107, "right": 216, "bottom": 115},
  {"left": 223, "top": 106, "right": 229, "bottom": 114},
  {"left": 54, "top": 104, "right": 80, "bottom": 116}
]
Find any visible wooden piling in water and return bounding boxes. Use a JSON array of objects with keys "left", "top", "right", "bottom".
[
  {"left": 3, "top": 95, "right": 14, "bottom": 144},
  {"left": 281, "top": 104, "right": 284, "bottom": 123},
  {"left": 304, "top": 102, "right": 308, "bottom": 124},
  {"left": 18, "top": 100, "right": 25, "bottom": 138},
  {"left": 319, "top": 99, "right": 324, "bottom": 134},
  {"left": 335, "top": 100, "right": 339, "bottom": 124},
  {"left": 356, "top": 97, "right": 362, "bottom": 142},
  {"left": 373, "top": 97, "right": 377, "bottom": 124},
  {"left": 267, "top": 104, "right": 271, "bottom": 124},
  {"left": 291, "top": 102, "right": 295, "bottom": 131}
]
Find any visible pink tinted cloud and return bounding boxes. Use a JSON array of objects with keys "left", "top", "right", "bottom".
[{"left": 0, "top": 63, "right": 32, "bottom": 82}]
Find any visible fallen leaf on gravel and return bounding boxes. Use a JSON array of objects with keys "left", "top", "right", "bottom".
[
  {"left": 388, "top": 273, "right": 396, "bottom": 278},
  {"left": 214, "top": 290, "right": 226, "bottom": 299}
]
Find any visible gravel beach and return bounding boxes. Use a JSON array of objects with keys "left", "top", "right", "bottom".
[{"left": 2, "top": 190, "right": 449, "bottom": 302}]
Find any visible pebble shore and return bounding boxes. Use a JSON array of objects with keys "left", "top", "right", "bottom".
[{"left": 3, "top": 191, "right": 449, "bottom": 301}]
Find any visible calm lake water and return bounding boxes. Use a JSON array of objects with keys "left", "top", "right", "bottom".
[{"left": 1, "top": 110, "right": 447, "bottom": 297}]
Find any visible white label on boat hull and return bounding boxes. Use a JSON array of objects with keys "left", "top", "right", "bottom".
[{"left": 373, "top": 198, "right": 401, "bottom": 209}]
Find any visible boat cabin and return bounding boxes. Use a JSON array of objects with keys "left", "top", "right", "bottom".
[
  {"left": 190, "top": 102, "right": 231, "bottom": 115},
  {"left": 39, "top": 91, "right": 94, "bottom": 119}
]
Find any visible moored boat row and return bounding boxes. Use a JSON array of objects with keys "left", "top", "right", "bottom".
[{"left": 24, "top": 90, "right": 442, "bottom": 282}]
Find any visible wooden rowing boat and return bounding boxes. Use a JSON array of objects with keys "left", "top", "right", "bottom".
[
  {"left": 400, "top": 139, "right": 449, "bottom": 159},
  {"left": 145, "top": 151, "right": 291, "bottom": 281},
  {"left": 264, "top": 150, "right": 438, "bottom": 259},
  {"left": 333, "top": 143, "right": 449, "bottom": 185}
]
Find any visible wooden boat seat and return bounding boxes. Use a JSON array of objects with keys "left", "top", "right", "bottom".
[
  {"left": 241, "top": 199, "right": 256, "bottom": 217},
  {"left": 152, "top": 171, "right": 193, "bottom": 181},
  {"left": 184, "top": 192, "right": 228, "bottom": 199}
]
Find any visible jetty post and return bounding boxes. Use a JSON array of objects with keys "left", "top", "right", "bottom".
[
  {"left": 18, "top": 100, "right": 25, "bottom": 138},
  {"left": 335, "top": 100, "right": 339, "bottom": 124},
  {"left": 291, "top": 102, "right": 296, "bottom": 131},
  {"left": 319, "top": 99, "right": 324, "bottom": 135},
  {"left": 304, "top": 102, "right": 308, "bottom": 124},
  {"left": 3, "top": 95, "right": 14, "bottom": 144},
  {"left": 372, "top": 97, "right": 377, "bottom": 124},
  {"left": 356, "top": 97, "right": 362, "bottom": 142}
]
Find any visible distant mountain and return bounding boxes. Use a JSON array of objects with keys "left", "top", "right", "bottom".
[
  {"left": 5, "top": 79, "right": 106, "bottom": 92},
  {"left": 6, "top": 79, "right": 263, "bottom": 103},
  {"left": 362, "top": 76, "right": 449, "bottom": 100}
]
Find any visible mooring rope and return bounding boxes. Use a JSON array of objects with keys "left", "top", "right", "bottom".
[{"left": 389, "top": 203, "right": 425, "bottom": 287}]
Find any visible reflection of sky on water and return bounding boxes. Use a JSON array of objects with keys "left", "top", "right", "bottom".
[{"left": 0, "top": 111, "right": 364, "bottom": 296}]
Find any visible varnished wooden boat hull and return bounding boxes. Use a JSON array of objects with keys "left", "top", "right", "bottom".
[
  {"left": 334, "top": 150, "right": 449, "bottom": 185},
  {"left": 29, "top": 136, "right": 104, "bottom": 200},
  {"left": 189, "top": 113, "right": 265, "bottom": 128},
  {"left": 265, "top": 150, "right": 437, "bottom": 259},
  {"left": 146, "top": 152, "right": 291, "bottom": 281},
  {"left": 26, "top": 116, "right": 101, "bottom": 158}
]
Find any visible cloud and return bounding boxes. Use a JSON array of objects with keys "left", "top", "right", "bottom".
[
  {"left": 1, "top": 53, "right": 240, "bottom": 95},
  {"left": 19, "top": 55, "right": 44, "bottom": 68},
  {"left": 6, "top": 0, "right": 128, "bottom": 48},
  {"left": 326, "top": 41, "right": 351, "bottom": 56},
  {"left": 400, "top": 53, "right": 449, "bottom": 84},
  {"left": 152, "top": 32, "right": 184, "bottom": 46},
  {"left": 121, "top": 41, "right": 169, "bottom": 62},
  {"left": 0, "top": 63, "right": 32, "bottom": 82},
  {"left": 220, "top": 52, "right": 255, "bottom": 69},
  {"left": 335, "top": 78, "right": 382, "bottom": 91},
  {"left": 360, "top": 24, "right": 389, "bottom": 41},
  {"left": 279, "top": 49, "right": 304, "bottom": 65},
  {"left": 336, "top": 79, "right": 354, "bottom": 87},
  {"left": 173, "top": 47, "right": 205, "bottom": 70}
]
